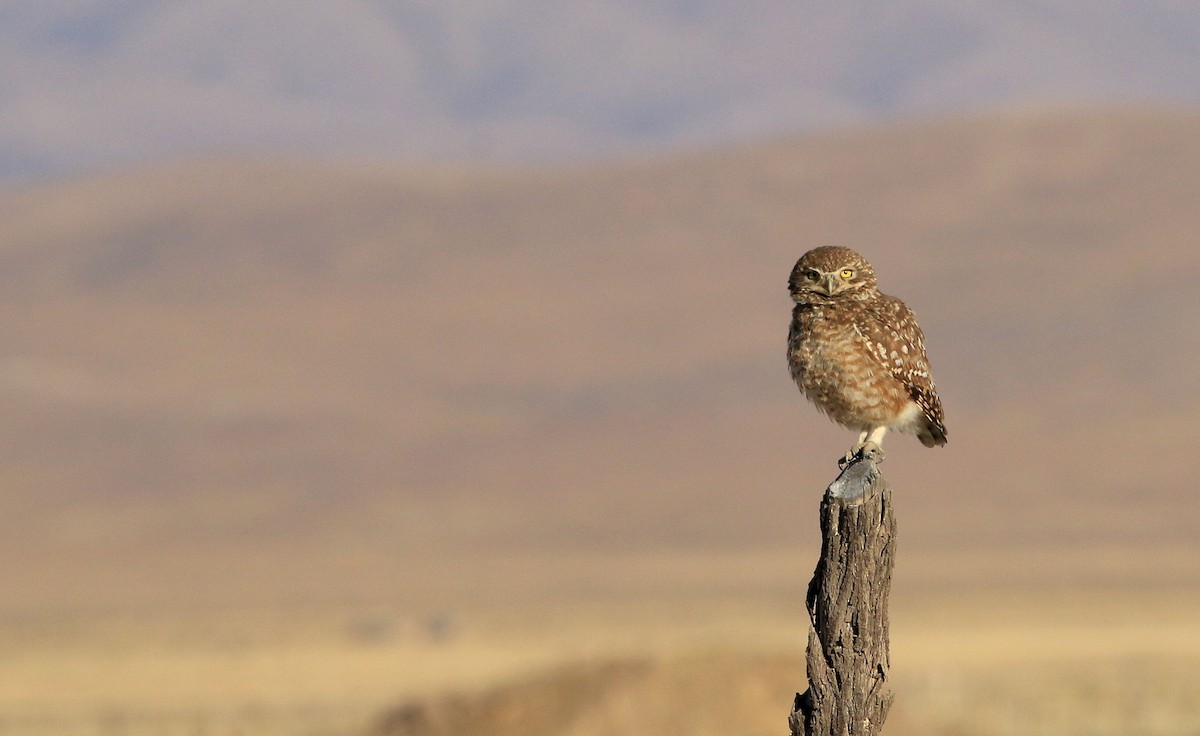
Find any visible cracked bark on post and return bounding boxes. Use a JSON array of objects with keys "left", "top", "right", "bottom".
[{"left": 789, "top": 450, "right": 895, "bottom": 736}]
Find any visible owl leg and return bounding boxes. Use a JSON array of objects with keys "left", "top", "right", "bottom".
[
  {"left": 841, "top": 427, "right": 887, "bottom": 468},
  {"left": 864, "top": 425, "right": 888, "bottom": 450}
]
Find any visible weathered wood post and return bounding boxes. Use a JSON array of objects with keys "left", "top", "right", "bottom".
[{"left": 789, "top": 448, "right": 896, "bottom": 736}]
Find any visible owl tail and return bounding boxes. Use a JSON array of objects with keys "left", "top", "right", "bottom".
[{"left": 918, "top": 417, "right": 948, "bottom": 447}]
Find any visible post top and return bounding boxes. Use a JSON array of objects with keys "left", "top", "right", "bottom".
[{"left": 827, "top": 452, "right": 885, "bottom": 502}]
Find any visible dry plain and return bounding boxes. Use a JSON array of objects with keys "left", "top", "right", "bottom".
[{"left": 0, "top": 107, "right": 1198, "bottom": 734}]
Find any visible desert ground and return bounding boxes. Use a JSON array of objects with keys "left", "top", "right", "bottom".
[{"left": 4, "top": 584, "right": 1199, "bottom": 735}]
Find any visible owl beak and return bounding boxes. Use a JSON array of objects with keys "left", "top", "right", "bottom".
[{"left": 822, "top": 273, "right": 840, "bottom": 295}]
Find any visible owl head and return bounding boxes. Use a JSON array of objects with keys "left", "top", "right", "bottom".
[{"left": 789, "top": 246, "right": 878, "bottom": 303}]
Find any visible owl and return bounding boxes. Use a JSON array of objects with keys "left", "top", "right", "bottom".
[{"left": 787, "top": 246, "right": 946, "bottom": 465}]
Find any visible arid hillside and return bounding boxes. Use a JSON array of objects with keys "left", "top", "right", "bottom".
[{"left": 1, "top": 107, "right": 1198, "bottom": 617}]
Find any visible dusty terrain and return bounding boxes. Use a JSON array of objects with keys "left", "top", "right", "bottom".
[
  {"left": 5, "top": 589, "right": 1199, "bottom": 735},
  {"left": 1, "top": 107, "right": 1198, "bottom": 734}
]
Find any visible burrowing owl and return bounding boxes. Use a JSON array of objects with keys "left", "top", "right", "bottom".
[{"left": 787, "top": 246, "right": 946, "bottom": 465}]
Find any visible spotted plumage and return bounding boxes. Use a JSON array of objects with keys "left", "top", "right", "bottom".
[{"left": 787, "top": 246, "right": 946, "bottom": 463}]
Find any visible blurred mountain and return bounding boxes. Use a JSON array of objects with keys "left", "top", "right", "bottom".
[
  {"left": 2, "top": 108, "right": 1199, "bottom": 613},
  {"left": 2, "top": 1, "right": 1200, "bottom": 179}
]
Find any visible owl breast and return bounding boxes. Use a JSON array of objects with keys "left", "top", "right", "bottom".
[{"left": 788, "top": 303, "right": 914, "bottom": 431}]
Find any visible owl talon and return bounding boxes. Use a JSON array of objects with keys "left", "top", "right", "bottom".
[
  {"left": 839, "top": 442, "right": 885, "bottom": 469},
  {"left": 859, "top": 441, "right": 885, "bottom": 464},
  {"left": 838, "top": 449, "right": 856, "bottom": 470}
]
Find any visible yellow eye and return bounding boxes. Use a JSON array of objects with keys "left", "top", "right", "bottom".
[{"left": 840, "top": 269, "right": 854, "bottom": 280}]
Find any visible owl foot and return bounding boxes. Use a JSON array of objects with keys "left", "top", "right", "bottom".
[{"left": 839, "top": 441, "right": 885, "bottom": 469}]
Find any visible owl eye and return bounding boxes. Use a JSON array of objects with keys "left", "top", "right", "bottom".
[
  {"left": 804, "top": 269, "right": 820, "bottom": 282},
  {"left": 839, "top": 269, "right": 855, "bottom": 280}
]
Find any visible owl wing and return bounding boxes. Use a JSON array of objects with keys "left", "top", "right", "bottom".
[
  {"left": 786, "top": 303, "right": 813, "bottom": 386},
  {"left": 853, "top": 295, "right": 946, "bottom": 433}
]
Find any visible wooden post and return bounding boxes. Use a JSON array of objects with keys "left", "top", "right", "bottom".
[{"left": 789, "top": 449, "right": 896, "bottom": 736}]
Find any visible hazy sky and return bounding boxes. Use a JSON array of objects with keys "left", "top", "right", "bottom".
[{"left": 2, "top": 0, "right": 1199, "bottom": 180}]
